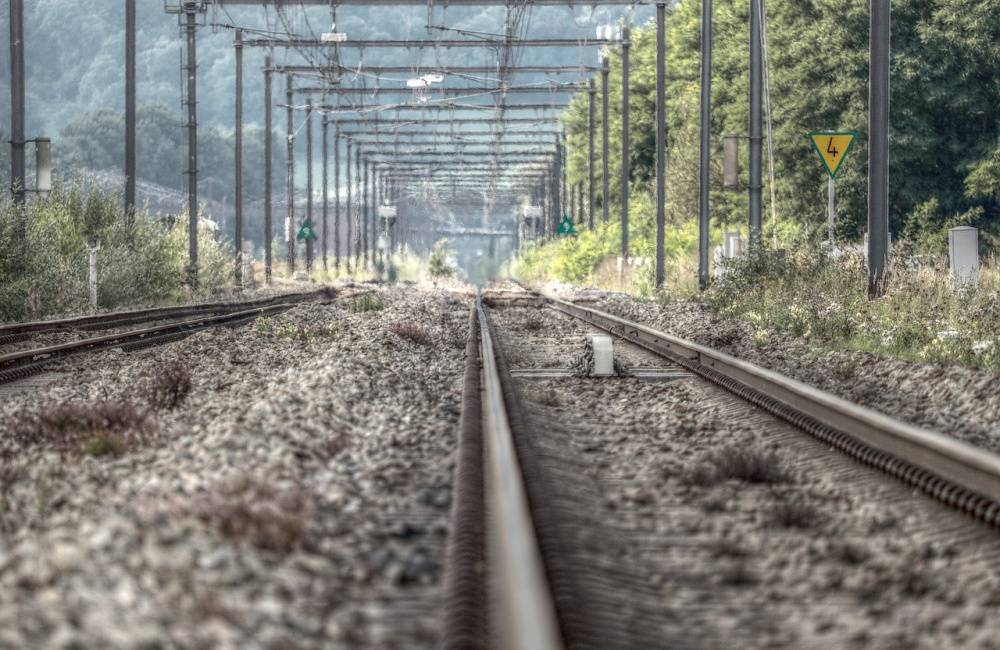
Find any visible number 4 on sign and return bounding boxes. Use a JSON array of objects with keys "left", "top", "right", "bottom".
[{"left": 807, "top": 131, "right": 857, "bottom": 179}]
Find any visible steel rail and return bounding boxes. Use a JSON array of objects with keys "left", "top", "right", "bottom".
[
  {"left": 477, "top": 297, "right": 563, "bottom": 649},
  {"left": 543, "top": 294, "right": 1000, "bottom": 525},
  {"left": 0, "top": 290, "right": 325, "bottom": 340},
  {"left": 0, "top": 294, "right": 331, "bottom": 385}
]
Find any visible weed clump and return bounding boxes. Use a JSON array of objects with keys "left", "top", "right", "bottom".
[
  {"left": 532, "top": 387, "right": 562, "bottom": 407},
  {"left": 685, "top": 445, "right": 791, "bottom": 487},
  {"left": 147, "top": 360, "right": 192, "bottom": 410},
  {"left": 158, "top": 479, "right": 315, "bottom": 553},
  {"left": 768, "top": 500, "right": 826, "bottom": 529},
  {"left": 350, "top": 294, "right": 385, "bottom": 313},
  {"left": 387, "top": 322, "right": 433, "bottom": 346},
  {"left": 428, "top": 240, "right": 455, "bottom": 279},
  {"left": 18, "top": 402, "right": 155, "bottom": 457}
]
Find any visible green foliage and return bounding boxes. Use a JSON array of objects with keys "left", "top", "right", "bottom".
[
  {"left": 349, "top": 294, "right": 385, "bottom": 313},
  {"left": 710, "top": 248, "right": 1000, "bottom": 373},
  {"left": 56, "top": 105, "right": 282, "bottom": 205},
  {"left": 427, "top": 240, "right": 455, "bottom": 279},
  {"left": 559, "top": 0, "right": 1000, "bottom": 256},
  {"left": 0, "top": 183, "right": 230, "bottom": 322}
]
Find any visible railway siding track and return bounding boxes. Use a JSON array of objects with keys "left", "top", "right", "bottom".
[
  {"left": 0, "top": 289, "right": 335, "bottom": 385},
  {"left": 0, "top": 289, "right": 329, "bottom": 344},
  {"left": 539, "top": 291, "right": 1000, "bottom": 527}
]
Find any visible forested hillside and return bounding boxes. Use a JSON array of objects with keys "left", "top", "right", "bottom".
[{"left": 561, "top": 0, "right": 1000, "bottom": 248}]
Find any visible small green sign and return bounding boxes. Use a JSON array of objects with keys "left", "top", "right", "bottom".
[
  {"left": 296, "top": 219, "right": 318, "bottom": 242},
  {"left": 556, "top": 215, "right": 576, "bottom": 236}
]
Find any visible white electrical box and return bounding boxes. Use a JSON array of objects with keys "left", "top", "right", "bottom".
[
  {"left": 589, "top": 335, "right": 615, "bottom": 377},
  {"left": 949, "top": 226, "right": 979, "bottom": 289}
]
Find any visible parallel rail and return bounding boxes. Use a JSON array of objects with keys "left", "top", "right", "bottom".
[
  {"left": 442, "top": 298, "right": 563, "bottom": 649},
  {"left": 0, "top": 289, "right": 329, "bottom": 344},
  {"left": 0, "top": 292, "right": 333, "bottom": 385},
  {"left": 542, "top": 293, "right": 1000, "bottom": 527}
]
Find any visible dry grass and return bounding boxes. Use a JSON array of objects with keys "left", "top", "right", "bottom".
[
  {"left": 532, "top": 387, "right": 562, "bottom": 407},
  {"left": 768, "top": 500, "right": 826, "bottom": 529},
  {"left": 349, "top": 294, "right": 385, "bottom": 313},
  {"left": 387, "top": 322, "right": 433, "bottom": 346},
  {"left": 159, "top": 479, "right": 315, "bottom": 553},
  {"left": 718, "top": 561, "right": 759, "bottom": 587},
  {"left": 685, "top": 445, "right": 792, "bottom": 487},
  {"left": 146, "top": 360, "right": 192, "bottom": 410},
  {"left": 17, "top": 402, "right": 155, "bottom": 457}
]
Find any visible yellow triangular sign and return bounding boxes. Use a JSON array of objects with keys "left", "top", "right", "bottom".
[{"left": 808, "top": 131, "right": 858, "bottom": 179}]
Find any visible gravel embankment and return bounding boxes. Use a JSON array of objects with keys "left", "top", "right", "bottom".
[
  {"left": 0, "top": 285, "right": 470, "bottom": 648},
  {"left": 562, "top": 292, "right": 1000, "bottom": 453},
  {"left": 490, "top": 299, "right": 1000, "bottom": 649}
]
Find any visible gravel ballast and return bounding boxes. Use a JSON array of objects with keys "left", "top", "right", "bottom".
[
  {"left": 555, "top": 290, "right": 1000, "bottom": 452},
  {"left": 0, "top": 285, "right": 469, "bottom": 648},
  {"left": 488, "top": 296, "right": 1000, "bottom": 649}
]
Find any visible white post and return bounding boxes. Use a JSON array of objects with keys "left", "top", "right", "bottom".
[
  {"left": 949, "top": 226, "right": 979, "bottom": 290},
  {"left": 86, "top": 237, "right": 101, "bottom": 311},
  {"left": 827, "top": 176, "right": 836, "bottom": 243}
]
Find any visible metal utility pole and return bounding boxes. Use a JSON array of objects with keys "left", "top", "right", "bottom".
[
  {"left": 234, "top": 28, "right": 243, "bottom": 285},
  {"left": 346, "top": 141, "right": 353, "bottom": 271},
  {"left": 655, "top": 3, "right": 666, "bottom": 289},
  {"left": 868, "top": 0, "right": 891, "bottom": 297},
  {"left": 9, "top": 0, "right": 25, "bottom": 204},
  {"left": 125, "top": 0, "right": 137, "bottom": 217},
  {"left": 699, "top": 0, "right": 712, "bottom": 290},
  {"left": 286, "top": 75, "right": 295, "bottom": 272},
  {"left": 552, "top": 150, "right": 562, "bottom": 235},
  {"left": 621, "top": 25, "right": 631, "bottom": 262},
  {"left": 362, "top": 156, "right": 370, "bottom": 268},
  {"left": 601, "top": 57, "right": 610, "bottom": 224},
  {"left": 264, "top": 55, "right": 273, "bottom": 284},
  {"left": 305, "top": 101, "right": 314, "bottom": 273},
  {"left": 588, "top": 79, "right": 596, "bottom": 230},
  {"left": 333, "top": 125, "right": 341, "bottom": 271},
  {"left": 748, "top": 0, "right": 763, "bottom": 251},
  {"left": 560, "top": 133, "right": 568, "bottom": 221},
  {"left": 184, "top": 4, "right": 199, "bottom": 287},
  {"left": 355, "top": 146, "right": 362, "bottom": 267},
  {"left": 322, "top": 114, "right": 329, "bottom": 271}
]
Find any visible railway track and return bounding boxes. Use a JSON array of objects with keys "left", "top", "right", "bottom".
[
  {"left": 0, "top": 290, "right": 328, "bottom": 346},
  {"left": 445, "top": 285, "right": 1000, "bottom": 648},
  {"left": 0, "top": 288, "right": 335, "bottom": 385}
]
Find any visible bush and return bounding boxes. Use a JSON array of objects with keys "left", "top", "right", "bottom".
[
  {"left": 387, "top": 322, "right": 433, "bottom": 346},
  {"left": 0, "top": 182, "right": 230, "bottom": 322},
  {"left": 427, "top": 239, "right": 455, "bottom": 278},
  {"left": 16, "top": 401, "right": 155, "bottom": 457},
  {"left": 147, "top": 361, "right": 193, "bottom": 410}
]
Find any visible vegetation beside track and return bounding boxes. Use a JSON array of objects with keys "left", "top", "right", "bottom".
[
  {"left": 516, "top": 235, "right": 1000, "bottom": 373},
  {"left": 0, "top": 183, "right": 230, "bottom": 322}
]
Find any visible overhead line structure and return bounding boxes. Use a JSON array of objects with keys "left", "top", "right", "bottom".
[
  {"left": 271, "top": 64, "right": 600, "bottom": 75},
  {"left": 337, "top": 129, "right": 562, "bottom": 137},
  {"left": 242, "top": 37, "right": 618, "bottom": 49},
  {"left": 292, "top": 85, "right": 588, "bottom": 95},
  {"left": 214, "top": 0, "right": 651, "bottom": 5},
  {"left": 303, "top": 103, "right": 571, "bottom": 113},
  {"left": 346, "top": 140, "right": 556, "bottom": 146},
  {"left": 334, "top": 117, "right": 559, "bottom": 125}
]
